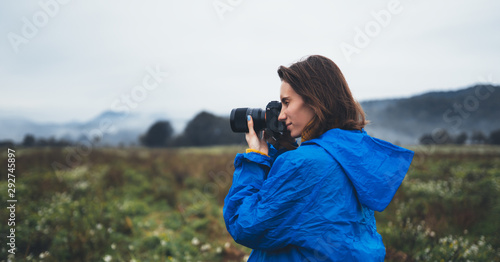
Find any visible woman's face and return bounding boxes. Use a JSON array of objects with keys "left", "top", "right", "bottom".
[{"left": 278, "top": 81, "right": 315, "bottom": 138}]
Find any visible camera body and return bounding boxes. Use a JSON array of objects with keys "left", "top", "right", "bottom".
[{"left": 230, "top": 101, "right": 285, "bottom": 135}]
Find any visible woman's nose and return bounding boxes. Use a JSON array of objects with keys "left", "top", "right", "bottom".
[{"left": 278, "top": 110, "right": 286, "bottom": 121}]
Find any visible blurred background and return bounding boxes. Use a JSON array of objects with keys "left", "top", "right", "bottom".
[
  {"left": 1, "top": 1, "right": 500, "bottom": 261},
  {"left": 1, "top": 0, "right": 499, "bottom": 146}
]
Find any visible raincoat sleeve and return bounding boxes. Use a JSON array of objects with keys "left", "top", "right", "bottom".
[{"left": 223, "top": 150, "right": 316, "bottom": 251}]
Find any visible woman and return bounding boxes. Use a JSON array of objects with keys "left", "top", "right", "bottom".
[{"left": 223, "top": 55, "right": 414, "bottom": 261}]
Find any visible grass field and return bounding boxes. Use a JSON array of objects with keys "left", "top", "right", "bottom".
[{"left": 0, "top": 145, "right": 499, "bottom": 261}]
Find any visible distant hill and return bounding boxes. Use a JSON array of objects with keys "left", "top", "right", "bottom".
[
  {"left": 1, "top": 84, "right": 498, "bottom": 146},
  {"left": 362, "top": 84, "right": 500, "bottom": 144},
  {"left": 0, "top": 111, "right": 187, "bottom": 146}
]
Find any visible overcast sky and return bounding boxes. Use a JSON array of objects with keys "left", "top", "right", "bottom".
[{"left": 1, "top": 0, "right": 499, "bottom": 125}]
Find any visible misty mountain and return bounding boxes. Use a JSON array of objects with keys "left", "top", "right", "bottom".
[
  {"left": 0, "top": 111, "right": 185, "bottom": 146},
  {"left": 362, "top": 84, "right": 500, "bottom": 144},
  {"left": 1, "top": 84, "right": 498, "bottom": 146}
]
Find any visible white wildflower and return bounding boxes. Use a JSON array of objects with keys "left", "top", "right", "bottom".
[
  {"left": 470, "top": 244, "right": 479, "bottom": 254},
  {"left": 39, "top": 251, "right": 50, "bottom": 259},
  {"left": 103, "top": 255, "right": 112, "bottom": 262},
  {"left": 75, "top": 181, "right": 89, "bottom": 190},
  {"left": 464, "top": 249, "right": 470, "bottom": 257},
  {"left": 201, "top": 243, "right": 211, "bottom": 252},
  {"left": 478, "top": 236, "right": 486, "bottom": 246},
  {"left": 191, "top": 237, "right": 200, "bottom": 246}
]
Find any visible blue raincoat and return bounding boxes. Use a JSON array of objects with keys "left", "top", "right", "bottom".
[{"left": 223, "top": 128, "right": 414, "bottom": 261}]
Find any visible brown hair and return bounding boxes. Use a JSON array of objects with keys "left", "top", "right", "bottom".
[{"left": 277, "top": 55, "right": 368, "bottom": 140}]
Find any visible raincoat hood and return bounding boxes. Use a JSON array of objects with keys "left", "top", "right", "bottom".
[{"left": 303, "top": 128, "right": 414, "bottom": 212}]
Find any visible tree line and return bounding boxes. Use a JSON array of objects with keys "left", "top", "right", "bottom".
[
  {"left": 0, "top": 111, "right": 245, "bottom": 148},
  {"left": 139, "top": 111, "right": 245, "bottom": 147},
  {"left": 3, "top": 111, "right": 500, "bottom": 148},
  {"left": 419, "top": 129, "right": 500, "bottom": 145},
  {"left": 0, "top": 135, "right": 73, "bottom": 148}
]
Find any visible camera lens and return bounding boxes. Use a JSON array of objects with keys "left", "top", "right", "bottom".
[{"left": 230, "top": 108, "right": 266, "bottom": 133}]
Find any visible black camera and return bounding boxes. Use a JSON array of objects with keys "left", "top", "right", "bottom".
[{"left": 230, "top": 101, "right": 285, "bottom": 134}]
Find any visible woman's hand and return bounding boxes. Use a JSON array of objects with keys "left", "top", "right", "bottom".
[{"left": 245, "top": 115, "right": 269, "bottom": 155}]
